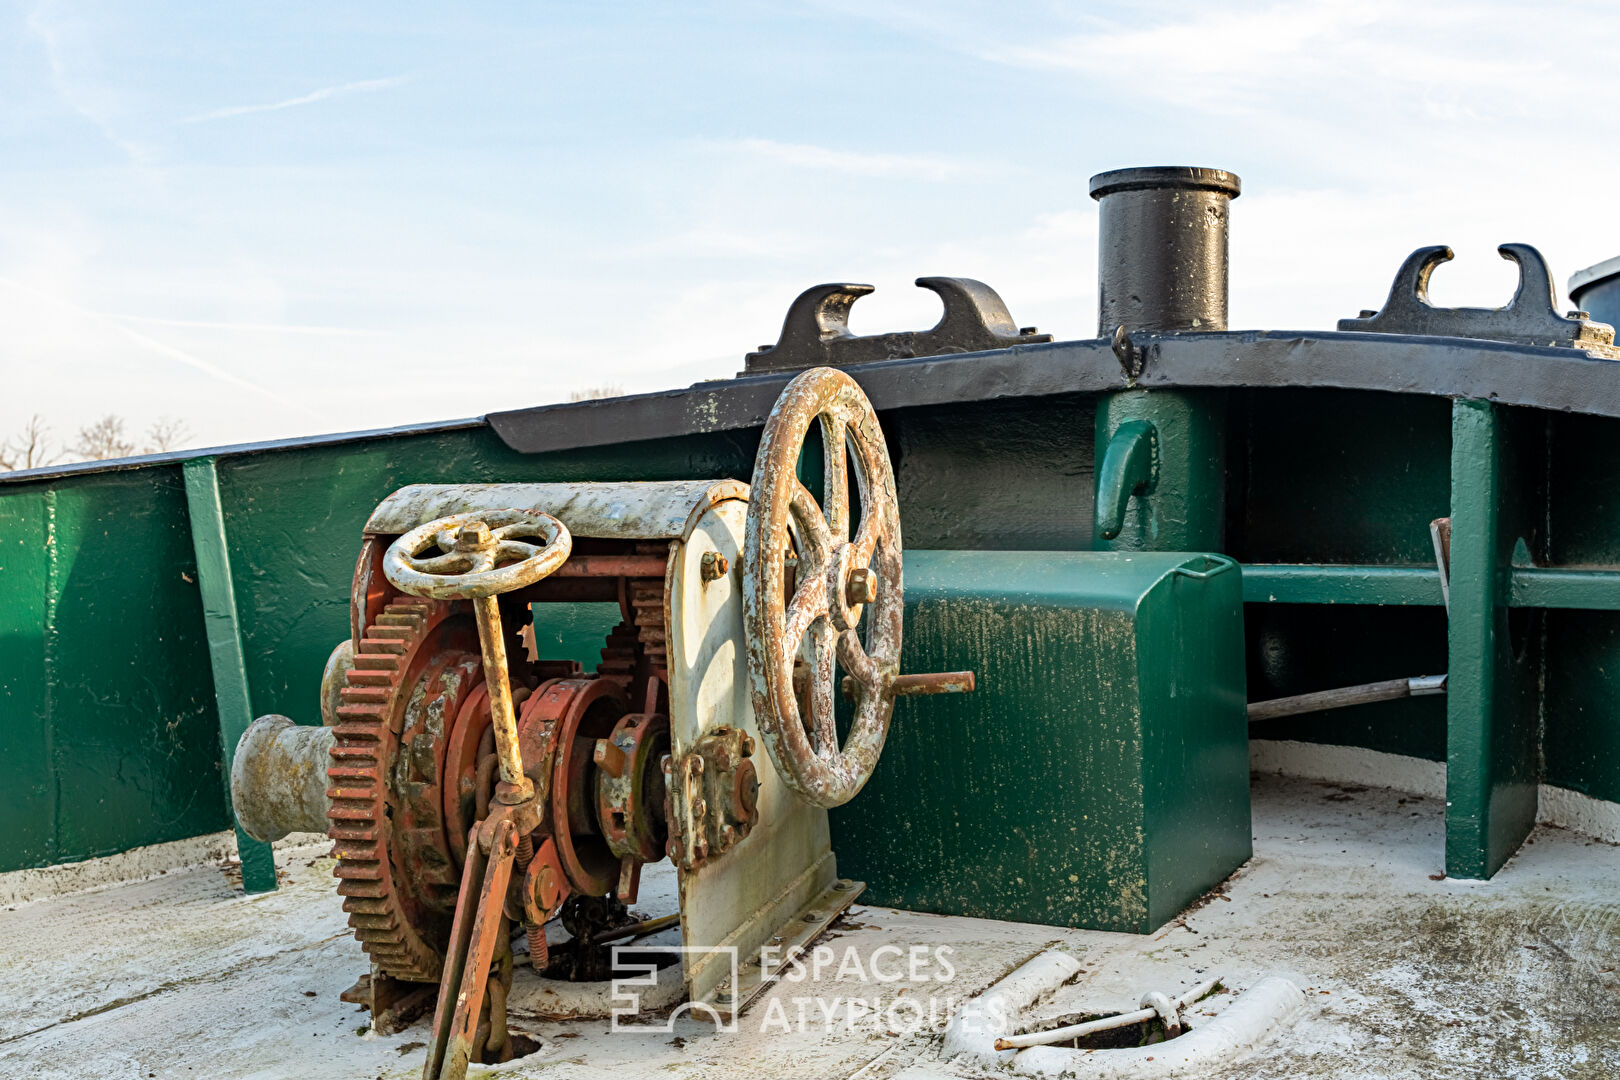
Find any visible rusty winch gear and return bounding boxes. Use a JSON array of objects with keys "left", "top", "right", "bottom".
[
  {"left": 220, "top": 389, "right": 977, "bottom": 1080},
  {"left": 329, "top": 597, "right": 482, "bottom": 982}
]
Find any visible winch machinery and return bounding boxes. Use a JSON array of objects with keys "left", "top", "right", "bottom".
[{"left": 230, "top": 367, "right": 974, "bottom": 1079}]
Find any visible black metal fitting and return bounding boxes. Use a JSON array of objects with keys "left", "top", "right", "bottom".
[{"left": 1090, "top": 166, "right": 1241, "bottom": 338}]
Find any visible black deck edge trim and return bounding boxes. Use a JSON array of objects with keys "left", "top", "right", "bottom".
[
  {"left": 486, "top": 330, "right": 1620, "bottom": 454},
  {"left": 0, "top": 417, "right": 485, "bottom": 486}
]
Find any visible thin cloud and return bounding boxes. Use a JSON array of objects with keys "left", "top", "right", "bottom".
[
  {"left": 0, "top": 278, "right": 329, "bottom": 421},
  {"left": 732, "top": 138, "right": 982, "bottom": 181},
  {"left": 106, "top": 313, "right": 390, "bottom": 337},
  {"left": 27, "top": 2, "right": 156, "bottom": 167},
  {"left": 180, "top": 76, "right": 408, "bottom": 124}
]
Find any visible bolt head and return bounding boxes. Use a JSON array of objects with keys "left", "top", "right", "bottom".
[
  {"left": 845, "top": 567, "right": 878, "bottom": 605},
  {"left": 701, "top": 551, "right": 730, "bottom": 582},
  {"left": 455, "top": 521, "right": 493, "bottom": 552}
]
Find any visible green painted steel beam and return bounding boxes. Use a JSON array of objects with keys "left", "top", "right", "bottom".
[
  {"left": 183, "top": 457, "right": 277, "bottom": 893},
  {"left": 1241, "top": 565, "right": 1444, "bottom": 605},
  {"left": 1446, "top": 400, "right": 1499, "bottom": 879},
  {"left": 1242, "top": 564, "right": 1620, "bottom": 610},
  {"left": 1445, "top": 400, "right": 1538, "bottom": 880},
  {"left": 1508, "top": 568, "right": 1620, "bottom": 609}
]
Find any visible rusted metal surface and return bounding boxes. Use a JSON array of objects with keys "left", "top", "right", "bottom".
[
  {"left": 548, "top": 554, "right": 669, "bottom": 578},
  {"left": 665, "top": 726, "right": 759, "bottom": 870},
  {"left": 424, "top": 815, "right": 517, "bottom": 1080},
  {"left": 594, "top": 711, "right": 670, "bottom": 878},
  {"left": 742, "top": 366, "right": 905, "bottom": 808},
  {"left": 319, "top": 640, "right": 355, "bottom": 727},
  {"left": 699, "top": 550, "right": 729, "bottom": 582},
  {"left": 529, "top": 677, "right": 627, "bottom": 897},
  {"left": 742, "top": 276, "right": 1050, "bottom": 374},
  {"left": 366, "top": 481, "right": 748, "bottom": 540},
  {"left": 329, "top": 597, "right": 481, "bottom": 983},
  {"left": 229, "top": 714, "right": 336, "bottom": 842},
  {"left": 340, "top": 971, "right": 437, "bottom": 1036},
  {"left": 840, "top": 670, "right": 976, "bottom": 699},
  {"left": 892, "top": 670, "right": 976, "bottom": 696},
  {"left": 1339, "top": 244, "right": 1620, "bottom": 355}
]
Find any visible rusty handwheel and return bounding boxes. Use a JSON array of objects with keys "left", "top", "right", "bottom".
[
  {"left": 742, "top": 366, "right": 904, "bottom": 808},
  {"left": 383, "top": 509, "right": 571, "bottom": 599}
]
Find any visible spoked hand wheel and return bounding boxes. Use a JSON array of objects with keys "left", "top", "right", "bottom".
[
  {"left": 742, "top": 367, "right": 906, "bottom": 808},
  {"left": 383, "top": 509, "right": 571, "bottom": 599}
]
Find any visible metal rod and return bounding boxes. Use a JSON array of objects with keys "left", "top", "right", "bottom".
[
  {"left": 1430, "top": 518, "right": 1452, "bottom": 613},
  {"left": 1247, "top": 675, "right": 1447, "bottom": 723},
  {"left": 472, "top": 595, "right": 532, "bottom": 802},
  {"left": 892, "top": 671, "right": 976, "bottom": 696},
  {"left": 840, "top": 671, "right": 977, "bottom": 699},
  {"left": 549, "top": 555, "right": 669, "bottom": 578},
  {"left": 994, "top": 976, "right": 1223, "bottom": 1051},
  {"left": 591, "top": 912, "right": 681, "bottom": 945}
]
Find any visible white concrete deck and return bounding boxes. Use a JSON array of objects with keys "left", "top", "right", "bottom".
[{"left": 2, "top": 773, "right": 1616, "bottom": 1079}]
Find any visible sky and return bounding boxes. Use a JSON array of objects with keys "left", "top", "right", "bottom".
[{"left": 4, "top": 1, "right": 1620, "bottom": 456}]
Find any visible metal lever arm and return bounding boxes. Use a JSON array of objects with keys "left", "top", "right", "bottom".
[{"left": 424, "top": 817, "right": 518, "bottom": 1080}]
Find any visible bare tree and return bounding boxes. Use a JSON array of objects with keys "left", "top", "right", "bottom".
[
  {"left": 0, "top": 415, "right": 58, "bottom": 471},
  {"left": 143, "top": 417, "right": 191, "bottom": 454},
  {"left": 72, "top": 415, "right": 136, "bottom": 461},
  {"left": 569, "top": 385, "right": 624, "bottom": 402}
]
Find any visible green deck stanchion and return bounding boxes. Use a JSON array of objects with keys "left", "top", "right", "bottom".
[
  {"left": 1446, "top": 399, "right": 1540, "bottom": 879},
  {"left": 183, "top": 457, "right": 278, "bottom": 893}
]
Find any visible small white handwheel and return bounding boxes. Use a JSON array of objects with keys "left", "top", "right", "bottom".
[
  {"left": 743, "top": 367, "right": 903, "bottom": 808},
  {"left": 383, "top": 509, "right": 571, "bottom": 600}
]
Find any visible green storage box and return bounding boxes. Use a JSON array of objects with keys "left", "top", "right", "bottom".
[{"left": 831, "top": 550, "right": 1250, "bottom": 934}]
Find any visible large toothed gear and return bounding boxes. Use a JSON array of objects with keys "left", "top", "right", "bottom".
[{"left": 328, "top": 597, "right": 483, "bottom": 983}]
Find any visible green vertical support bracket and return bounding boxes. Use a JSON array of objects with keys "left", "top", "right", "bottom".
[
  {"left": 183, "top": 457, "right": 278, "bottom": 892},
  {"left": 1445, "top": 400, "right": 1538, "bottom": 879},
  {"left": 1094, "top": 389, "right": 1226, "bottom": 551}
]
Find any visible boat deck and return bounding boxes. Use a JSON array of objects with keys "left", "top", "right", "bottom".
[{"left": 3, "top": 771, "right": 1616, "bottom": 1079}]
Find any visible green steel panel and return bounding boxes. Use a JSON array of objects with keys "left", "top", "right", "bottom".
[
  {"left": 1548, "top": 412, "right": 1620, "bottom": 567},
  {"left": 0, "top": 470, "right": 228, "bottom": 873},
  {"left": 1446, "top": 400, "right": 1541, "bottom": 880},
  {"left": 892, "top": 395, "right": 1095, "bottom": 550},
  {"left": 1544, "top": 612, "right": 1620, "bottom": 801},
  {"left": 216, "top": 426, "right": 754, "bottom": 727},
  {"left": 530, "top": 602, "right": 630, "bottom": 669},
  {"left": 1231, "top": 390, "right": 1452, "bottom": 565},
  {"left": 0, "top": 489, "right": 56, "bottom": 868},
  {"left": 184, "top": 458, "right": 277, "bottom": 893},
  {"left": 830, "top": 550, "right": 1250, "bottom": 933}
]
